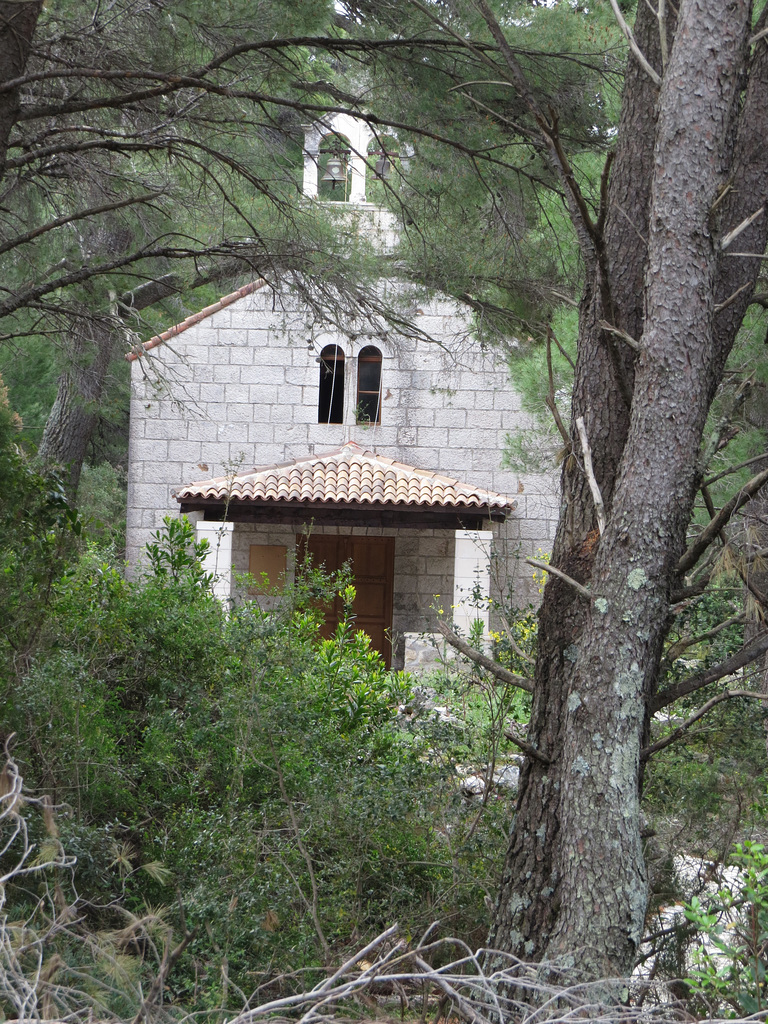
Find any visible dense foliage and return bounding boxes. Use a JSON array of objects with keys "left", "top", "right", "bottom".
[{"left": 0, "top": 418, "right": 516, "bottom": 1012}]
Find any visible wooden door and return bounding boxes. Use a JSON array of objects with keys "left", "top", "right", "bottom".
[{"left": 298, "top": 534, "right": 395, "bottom": 667}]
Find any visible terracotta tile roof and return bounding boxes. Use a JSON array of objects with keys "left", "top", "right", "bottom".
[
  {"left": 125, "top": 279, "right": 268, "bottom": 362},
  {"left": 174, "top": 441, "right": 516, "bottom": 513}
]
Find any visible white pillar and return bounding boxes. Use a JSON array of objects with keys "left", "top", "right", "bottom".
[
  {"left": 452, "top": 530, "right": 493, "bottom": 636},
  {"left": 347, "top": 116, "right": 372, "bottom": 203},
  {"left": 348, "top": 152, "right": 367, "bottom": 203},
  {"left": 195, "top": 521, "right": 234, "bottom": 604},
  {"left": 301, "top": 124, "right": 321, "bottom": 198}
]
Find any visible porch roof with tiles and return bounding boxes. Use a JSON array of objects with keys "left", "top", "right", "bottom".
[{"left": 175, "top": 441, "right": 516, "bottom": 529}]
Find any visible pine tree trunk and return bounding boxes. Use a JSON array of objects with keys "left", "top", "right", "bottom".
[
  {"left": 488, "top": 0, "right": 666, "bottom": 972},
  {"left": 490, "top": 0, "right": 765, "bottom": 978},
  {"left": 39, "top": 317, "right": 116, "bottom": 494},
  {"left": 0, "top": 2, "right": 42, "bottom": 174}
]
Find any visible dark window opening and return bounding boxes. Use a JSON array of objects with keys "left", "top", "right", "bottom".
[
  {"left": 357, "top": 345, "right": 382, "bottom": 424},
  {"left": 319, "top": 344, "right": 345, "bottom": 423}
]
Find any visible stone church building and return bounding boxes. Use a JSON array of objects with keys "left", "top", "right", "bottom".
[{"left": 125, "top": 114, "right": 556, "bottom": 669}]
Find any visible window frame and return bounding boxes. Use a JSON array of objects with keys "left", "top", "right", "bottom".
[
  {"left": 318, "top": 344, "right": 345, "bottom": 424},
  {"left": 356, "top": 345, "right": 382, "bottom": 425}
]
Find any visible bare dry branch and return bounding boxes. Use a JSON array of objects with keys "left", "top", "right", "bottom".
[
  {"left": 658, "top": 0, "right": 669, "bottom": 68},
  {"left": 545, "top": 327, "right": 572, "bottom": 447},
  {"left": 598, "top": 318, "right": 641, "bottom": 351},
  {"left": 576, "top": 415, "right": 606, "bottom": 535},
  {"left": 607, "top": 0, "right": 662, "bottom": 86},
  {"left": 435, "top": 620, "right": 533, "bottom": 692},
  {"left": 714, "top": 279, "right": 754, "bottom": 312},
  {"left": 525, "top": 556, "right": 592, "bottom": 599},
  {"left": 721, "top": 205, "right": 765, "bottom": 250}
]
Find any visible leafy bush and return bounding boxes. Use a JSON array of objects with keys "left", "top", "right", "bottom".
[
  {"left": 685, "top": 842, "right": 768, "bottom": 1016},
  {"left": 1, "top": 513, "right": 507, "bottom": 1003}
]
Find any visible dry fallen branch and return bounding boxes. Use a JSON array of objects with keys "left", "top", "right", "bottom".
[
  {"left": 0, "top": 745, "right": 196, "bottom": 1024},
  {"left": 226, "top": 927, "right": 708, "bottom": 1024}
]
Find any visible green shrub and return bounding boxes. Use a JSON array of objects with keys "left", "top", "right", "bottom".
[{"left": 685, "top": 842, "right": 768, "bottom": 1016}]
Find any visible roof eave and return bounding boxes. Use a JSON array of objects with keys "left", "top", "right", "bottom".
[{"left": 177, "top": 497, "right": 511, "bottom": 529}]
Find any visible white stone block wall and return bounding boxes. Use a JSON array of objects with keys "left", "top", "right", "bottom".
[{"left": 126, "top": 280, "right": 560, "bottom": 627}]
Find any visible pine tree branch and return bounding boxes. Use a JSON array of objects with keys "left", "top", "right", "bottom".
[
  {"left": 703, "top": 451, "right": 768, "bottom": 487},
  {"left": 677, "top": 465, "right": 768, "bottom": 574},
  {"left": 413, "top": 0, "right": 600, "bottom": 259},
  {"left": 652, "top": 632, "right": 768, "bottom": 711},
  {"left": 643, "top": 689, "right": 766, "bottom": 760},
  {"left": 663, "top": 612, "right": 744, "bottom": 665},
  {"left": 0, "top": 191, "right": 162, "bottom": 260}
]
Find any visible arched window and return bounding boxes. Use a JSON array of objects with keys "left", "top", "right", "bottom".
[
  {"left": 356, "top": 346, "right": 382, "bottom": 424},
  {"left": 318, "top": 345, "right": 344, "bottom": 424}
]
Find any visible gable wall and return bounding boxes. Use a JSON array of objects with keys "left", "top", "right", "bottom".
[{"left": 126, "top": 282, "right": 558, "bottom": 616}]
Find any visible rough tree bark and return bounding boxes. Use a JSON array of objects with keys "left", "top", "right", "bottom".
[
  {"left": 37, "top": 274, "right": 186, "bottom": 494},
  {"left": 0, "top": 1, "right": 42, "bottom": 174},
  {"left": 38, "top": 312, "right": 119, "bottom": 494},
  {"left": 489, "top": 0, "right": 768, "bottom": 977}
]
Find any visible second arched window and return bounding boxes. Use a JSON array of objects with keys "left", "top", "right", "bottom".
[{"left": 357, "top": 346, "right": 382, "bottom": 424}]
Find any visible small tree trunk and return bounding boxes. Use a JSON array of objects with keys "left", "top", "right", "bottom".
[{"left": 39, "top": 316, "right": 117, "bottom": 494}]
